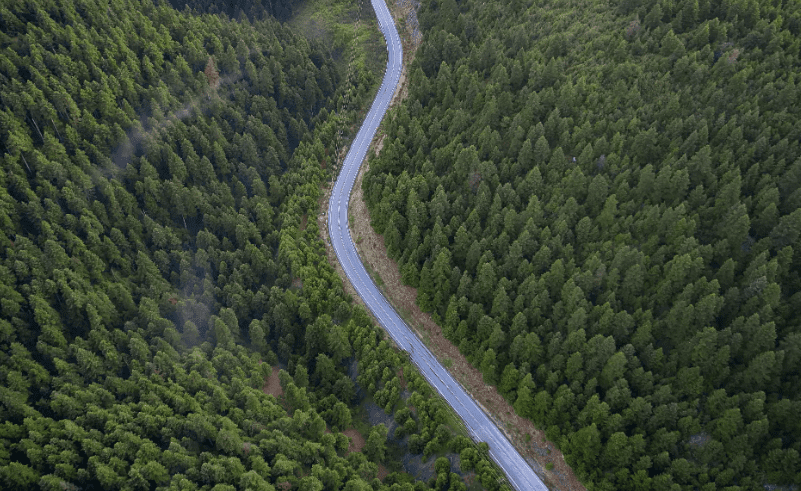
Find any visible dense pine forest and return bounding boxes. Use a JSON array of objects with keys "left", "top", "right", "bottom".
[
  {"left": 364, "top": 0, "right": 801, "bottom": 489},
  {"left": 166, "top": 0, "right": 301, "bottom": 22},
  {"left": 0, "top": 0, "right": 506, "bottom": 489}
]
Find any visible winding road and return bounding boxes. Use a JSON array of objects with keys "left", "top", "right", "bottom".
[{"left": 326, "top": 1, "right": 547, "bottom": 490}]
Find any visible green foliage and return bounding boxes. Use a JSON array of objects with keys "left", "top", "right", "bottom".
[
  {"left": 364, "top": 0, "right": 801, "bottom": 487},
  {"left": 0, "top": 0, "right": 473, "bottom": 489},
  {"left": 167, "top": 0, "right": 299, "bottom": 22},
  {"left": 365, "top": 424, "right": 388, "bottom": 462}
]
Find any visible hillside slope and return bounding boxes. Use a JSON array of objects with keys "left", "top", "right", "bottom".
[
  {"left": 364, "top": 0, "right": 801, "bottom": 488},
  {"left": 0, "top": 1, "right": 500, "bottom": 489}
]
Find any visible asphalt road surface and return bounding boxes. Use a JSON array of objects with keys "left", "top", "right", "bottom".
[{"left": 327, "top": 1, "right": 547, "bottom": 489}]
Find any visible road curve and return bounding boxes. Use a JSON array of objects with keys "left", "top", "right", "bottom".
[{"left": 327, "top": 2, "right": 547, "bottom": 490}]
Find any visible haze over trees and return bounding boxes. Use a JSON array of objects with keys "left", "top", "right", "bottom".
[
  {"left": 0, "top": 0, "right": 502, "bottom": 489},
  {"left": 364, "top": 0, "right": 801, "bottom": 488}
]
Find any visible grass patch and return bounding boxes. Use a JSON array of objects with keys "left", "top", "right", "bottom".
[
  {"left": 287, "top": 0, "right": 387, "bottom": 78},
  {"left": 443, "top": 358, "right": 453, "bottom": 369},
  {"left": 364, "top": 262, "right": 386, "bottom": 288},
  {"left": 396, "top": 305, "right": 415, "bottom": 328},
  {"left": 421, "top": 331, "right": 431, "bottom": 346},
  {"left": 438, "top": 398, "right": 470, "bottom": 440}
]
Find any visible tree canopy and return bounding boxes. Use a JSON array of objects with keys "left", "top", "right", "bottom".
[
  {"left": 364, "top": 0, "right": 801, "bottom": 488},
  {"left": 0, "top": 0, "right": 501, "bottom": 489}
]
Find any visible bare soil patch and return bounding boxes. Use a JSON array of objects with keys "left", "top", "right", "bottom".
[
  {"left": 343, "top": 428, "right": 366, "bottom": 454},
  {"left": 262, "top": 366, "right": 283, "bottom": 398},
  {"left": 398, "top": 368, "right": 407, "bottom": 389},
  {"left": 377, "top": 464, "right": 389, "bottom": 480}
]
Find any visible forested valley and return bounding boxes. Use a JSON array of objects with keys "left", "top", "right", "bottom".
[
  {"left": 363, "top": 0, "right": 801, "bottom": 489},
  {"left": 0, "top": 0, "right": 504, "bottom": 489}
]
